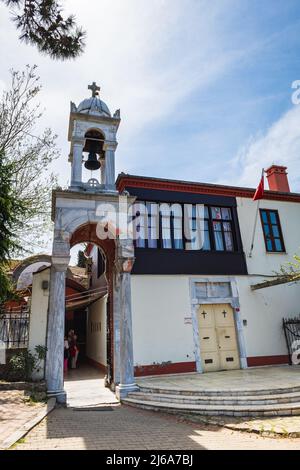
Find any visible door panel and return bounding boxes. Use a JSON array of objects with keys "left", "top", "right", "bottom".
[
  {"left": 199, "top": 328, "right": 218, "bottom": 352},
  {"left": 219, "top": 350, "right": 240, "bottom": 370},
  {"left": 217, "top": 326, "right": 238, "bottom": 351},
  {"left": 201, "top": 351, "right": 220, "bottom": 372},
  {"left": 214, "top": 303, "right": 235, "bottom": 327},
  {"left": 197, "top": 305, "right": 215, "bottom": 327},
  {"left": 198, "top": 303, "right": 240, "bottom": 372}
]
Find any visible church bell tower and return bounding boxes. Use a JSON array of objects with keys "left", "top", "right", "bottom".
[{"left": 68, "top": 82, "right": 120, "bottom": 192}]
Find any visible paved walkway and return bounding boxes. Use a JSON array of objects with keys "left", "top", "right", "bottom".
[
  {"left": 8, "top": 365, "right": 300, "bottom": 450},
  {"left": 0, "top": 389, "right": 45, "bottom": 449},
  {"left": 64, "top": 365, "right": 118, "bottom": 408},
  {"left": 137, "top": 365, "right": 300, "bottom": 392},
  {"left": 13, "top": 405, "right": 300, "bottom": 450}
]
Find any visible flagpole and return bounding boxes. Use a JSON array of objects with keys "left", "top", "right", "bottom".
[{"left": 249, "top": 168, "right": 264, "bottom": 258}]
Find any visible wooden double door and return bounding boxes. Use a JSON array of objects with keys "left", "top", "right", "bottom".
[{"left": 197, "top": 303, "right": 240, "bottom": 372}]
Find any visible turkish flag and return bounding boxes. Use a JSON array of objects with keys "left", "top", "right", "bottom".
[{"left": 253, "top": 174, "right": 264, "bottom": 201}]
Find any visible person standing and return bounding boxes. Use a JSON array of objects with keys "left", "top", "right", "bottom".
[
  {"left": 69, "top": 330, "right": 79, "bottom": 369},
  {"left": 64, "top": 336, "right": 69, "bottom": 373}
]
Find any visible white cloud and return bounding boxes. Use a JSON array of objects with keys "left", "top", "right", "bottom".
[
  {"left": 0, "top": 0, "right": 246, "bottom": 184},
  {"left": 224, "top": 104, "right": 300, "bottom": 192}
]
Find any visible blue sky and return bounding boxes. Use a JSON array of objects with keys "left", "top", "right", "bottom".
[{"left": 1, "top": 0, "right": 300, "bottom": 192}]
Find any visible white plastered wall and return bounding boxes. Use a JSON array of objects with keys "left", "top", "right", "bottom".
[
  {"left": 131, "top": 275, "right": 194, "bottom": 366},
  {"left": 236, "top": 196, "right": 300, "bottom": 358},
  {"left": 86, "top": 295, "right": 107, "bottom": 367},
  {"left": 237, "top": 197, "right": 300, "bottom": 274},
  {"left": 131, "top": 273, "right": 300, "bottom": 367},
  {"left": 28, "top": 267, "right": 50, "bottom": 380},
  {"left": 236, "top": 276, "right": 300, "bottom": 358}
]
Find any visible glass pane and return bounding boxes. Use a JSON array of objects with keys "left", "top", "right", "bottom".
[
  {"left": 162, "top": 214, "right": 171, "bottom": 248},
  {"left": 195, "top": 283, "right": 207, "bottom": 298},
  {"left": 162, "top": 238, "right": 172, "bottom": 249},
  {"left": 135, "top": 225, "right": 146, "bottom": 248},
  {"left": 272, "top": 225, "right": 280, "bottom": 238},
  {"left": 263, "top": 224, "right": 270, "bottom": 236},
  {"left": 214, "top": 230, "right": 224, "bottom": 250},
  {"left": 224, "top": 231, "right": 234, "bottom": 251},
  {"left": 261, "top": 211, "right": 268, "bottom": 223},
  {"left": 207, "top": 282, "right": 231, "bottom": 298},
  {"left": 148, "top": 238, "right": 157, "bottom": 248},
  {"left": 223, "top": 222, "right": 231, "bottom": 232},
  {"left": 274, "top": 238, "right": 283, "bottom": 251},
  {"left": 203, "top": 230, "right": 211, "bottom": 250},
  {"left": 211, "top": 207, "right": 222, "bottom": 219},
  {"left": 269, "top": 212, "right": 277, "bottom": 224},
  {"left": 173, "top": 238, "right": 183, "bottom": 249},
  {"left": 213, "top": 221, "right": 222, "bottom": 231},
  {"left": 221, "top": 208, "right": 231, "bottom": 220},
  {"left": 204, "top": 206, "right": 209, "bottom": 218},
  {"left": 266, "top": 239, "right": 273, "bottom": 251}
]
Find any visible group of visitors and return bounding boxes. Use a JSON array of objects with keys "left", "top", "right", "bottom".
[{"left": 64, "top": 329, "right": 79, "bottom": 373}]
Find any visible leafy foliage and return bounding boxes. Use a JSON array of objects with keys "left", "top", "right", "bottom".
[
  {"left": 0, "top": 65, "right": 59, "bottom": 257},
  {"left": 77, "top": 250, "right": 86, "bottom": 268},
  {"left": 2, "top": 0, "right": 85, "bottom": 59},
  {"left": 0, "top": 66, "right": 59, "bottom": 301},
  {"left": 9, "top": 344, "right": 47, "bottom": 381},
  {"left": 277, "top": 254, "right": 300, "bottom": 284}
]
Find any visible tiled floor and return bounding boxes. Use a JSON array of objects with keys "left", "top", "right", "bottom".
[{"left": 136, "top": 365, "right": 300, "bottom": 392}]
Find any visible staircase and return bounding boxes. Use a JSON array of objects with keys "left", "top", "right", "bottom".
[{"left": 123, "top": 383, "right": 300, "bottom": 417}]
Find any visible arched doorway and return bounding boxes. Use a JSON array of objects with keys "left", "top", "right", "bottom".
[
  {"left": 69, "top": 223, "right": 115, "bottom": 386},
  {"left": 45, "top": 193, "right": 138, "bottom": 404}
]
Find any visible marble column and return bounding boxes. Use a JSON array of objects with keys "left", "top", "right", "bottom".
[
  {"left": 100, "top": 158, "right": 106, "bottom": 186},
  {"left": 45, "top": 256, "right": 69, "bottom": 403},
  {"left": 103, "top": 142, "right": 117, "bottom": 190},
  {"left": 71, "top": 140, "right": 84, "bottom": 186},
  {"left": 115, "top": 258, "right": 139, "bottom": 400}
]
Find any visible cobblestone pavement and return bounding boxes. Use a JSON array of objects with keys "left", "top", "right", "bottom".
[
  {"left": 13, "top": 405, "right": 300, "bottom": 450},
  {"left": 0, "top": 390, "right": 45, "bottom": 449},
  {"left": 178, "top": 413, "right": 300, "bottom": 437}
]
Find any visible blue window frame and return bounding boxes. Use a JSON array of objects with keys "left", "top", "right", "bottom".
[{"left": 260, "top": 209, "right": 285, "bottom": 253}]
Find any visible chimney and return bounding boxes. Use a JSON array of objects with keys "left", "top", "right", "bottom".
[{"left": 265, "top": 165, "right": 290, "bottom": 192}]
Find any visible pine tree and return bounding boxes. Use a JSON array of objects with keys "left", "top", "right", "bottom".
[
  {"left": 0, "top": 152, "right": 26, "bottom": 302},
  {"left": 2, "top": 0, "right": 85, "bottom": 60}
]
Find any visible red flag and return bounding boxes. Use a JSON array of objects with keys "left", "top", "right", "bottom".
[{"left": 253, "top": 173, "right": 264, "bottom": 201}]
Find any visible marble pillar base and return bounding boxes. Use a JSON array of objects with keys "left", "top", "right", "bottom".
[
  {"left": 47, "top": 389, "right": 67, "bottom": 404},
  {"left": 115, "top": 382, "right": 139, "bottom": 400}
]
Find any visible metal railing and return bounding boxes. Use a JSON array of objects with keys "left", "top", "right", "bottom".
[
  {"left": 0, "top": 307, "right": 30, "bottom": 349},
  {"left": 283, "top": 316, "right": 300, "bottom": 365}
]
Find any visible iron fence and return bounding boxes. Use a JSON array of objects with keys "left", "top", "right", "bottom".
[
  {"left": 283, "top": 316, "right": 300, "bottom": 365},
  {"left": 0, "top": 307, "right": 30, "bottom": 349}
]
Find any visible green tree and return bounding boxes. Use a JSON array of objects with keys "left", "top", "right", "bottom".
[
  {"left": 0, "top": 152, "right": 25, "bottom": 301},
  {"left": 77, "top": 250, "right": 86, "bottom": 268},
  {"left": 2, "top": 0, "right": 85, "bottom": 60},
  {"left": 277, "top": 254, "right": 300, "bottom": 284},
  {"left": 0, "top": 65, "right": 58, "bottom": 301}
]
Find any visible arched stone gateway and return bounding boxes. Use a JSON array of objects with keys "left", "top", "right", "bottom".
[{"left": 45, "top": 83, "right": 138, "bottom": 403}]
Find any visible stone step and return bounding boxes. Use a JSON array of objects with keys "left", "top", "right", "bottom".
[
  {"left": 123, "top": 397, "right": 300, "bottom": 417},
  {"left": 137, "top": 384, "right": 300, "bottom": 397},
  {"left": 127, "top": 391, "right": 300, "bottom": 406}
]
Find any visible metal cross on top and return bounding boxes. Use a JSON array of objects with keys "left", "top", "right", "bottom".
[{"left": 88, "top": 82, "right": 100, "bottom": 97}]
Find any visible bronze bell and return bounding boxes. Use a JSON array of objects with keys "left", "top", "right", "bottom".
[{"left": 84, "top": 151, "right": 101, "bottom": 171}]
